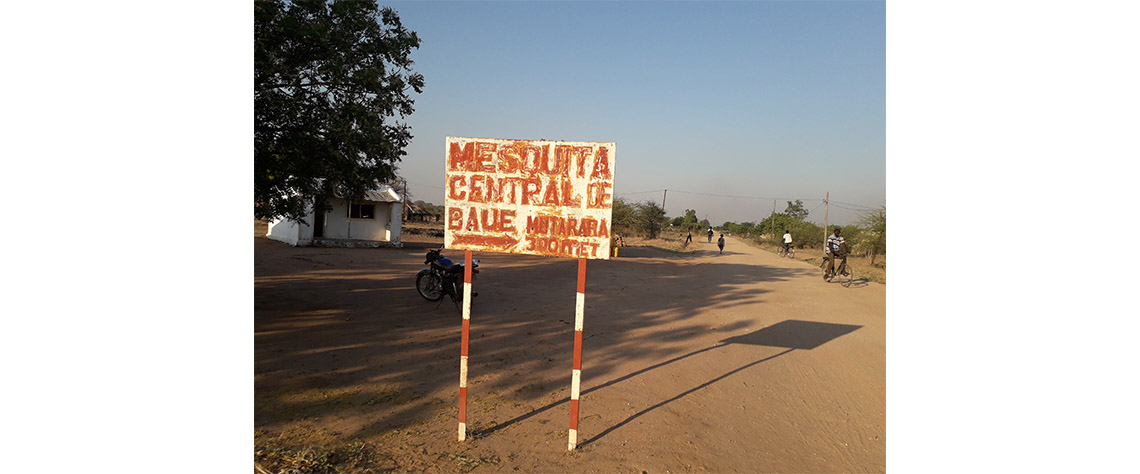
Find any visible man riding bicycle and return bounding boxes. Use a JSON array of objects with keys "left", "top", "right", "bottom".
[
  {"left": 782, "top": 229, "right": 792, "bottom": 254},
  {"left": 824, "top": 227, "right": 849, "bottom": 281}
]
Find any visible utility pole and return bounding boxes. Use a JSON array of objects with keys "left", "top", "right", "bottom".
[
  {"left": 824, "top": 192, "right": 829, "bottom": 246},
  {"left": 661, "top": 189, "right": 667, "bottom": 210},
  {"left": 402, "top": 179, "right": 408, "bottom": 219},
  {"left": 770, "top": 200, "right": 776, "bottom": 239}
]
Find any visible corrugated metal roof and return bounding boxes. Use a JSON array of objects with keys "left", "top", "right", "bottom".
[
  {"left": 363, "top": 187, "right": 401, "bottom": 202},
  {"left": 335, "top": 185, "right": 401, "bottom": 203}
]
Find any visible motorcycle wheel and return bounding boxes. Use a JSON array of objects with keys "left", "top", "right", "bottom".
[{"left": 416, "top": 269, "right": 444, "bottom": 301}]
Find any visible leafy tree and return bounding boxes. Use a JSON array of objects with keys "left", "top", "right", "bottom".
[
  {"left": 859, "top": 205, "right": 886, "bottom": 264},
  {"left": 726, "top": 221, "right": 756, "bottom": 236},
  {"left": 759, "top": 213, "right": 793, "bottom": 238},
  {"left": 759, "top": 214, "right": 823, "bottom": 249},
  {"left": 633, "top": 201, "right": 667, "bottom": 239},
  {"left": 680, "top": 209, "right": 699, "bottom": 229},
  {"left": 255, "top": 0, "right": 425, "bottom": 222},
  {"left": 412, "top": 199, "right": 444, "bottom": 216},
  {"left": 611, "top": 197, "right": 637, "bottom": 235},
  {"left": 670, "top": 216, "right": 684, "bottom": 227},
  {"left": 784, "top": 200, "right": 809, "bottom": 221}
]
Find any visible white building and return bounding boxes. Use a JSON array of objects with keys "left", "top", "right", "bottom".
[{"left": 266, "top": 186, "right": 403, "bottom": 247}]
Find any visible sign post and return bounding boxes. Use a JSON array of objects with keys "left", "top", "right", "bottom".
[
  {"left": 568, "top": 257, "right": 587, "bottom": 450},
  {"left": 457, "top": 249, "right": 472, "bottom": 441},
  {"left": 444, "top": 137, "right": 615, "bottom": 448}
]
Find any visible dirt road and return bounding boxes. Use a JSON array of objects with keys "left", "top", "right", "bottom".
[{"left": 255, "top": 223, "right": 885, "bottom": 473}]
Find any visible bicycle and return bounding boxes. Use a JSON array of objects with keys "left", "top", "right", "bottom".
[
  {"left": 777, "top": 244, "right": 795, "bottom": 258},
  {"left": 821, "top": 254, "right": 854, "bottom": 287}
]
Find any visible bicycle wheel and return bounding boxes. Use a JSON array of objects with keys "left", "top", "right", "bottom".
[
  {"left": 821, "top": 257, "right": 832, "bottom": 281},
  {"left": 777, "top": 247, "right": 786, "bottom": 258},
  {"left": 788, "top": 247, "right": 795, "bottom": 259},
  {"left": 416, "top": 270, "right": 444, "bottom": 301},
  {"left": 839, "top": 262, "right": 854, "bottom": 287}
]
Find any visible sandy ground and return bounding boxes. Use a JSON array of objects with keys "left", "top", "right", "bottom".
[{"left": 255, "top": 221, "right": 885, "bottom": 473}]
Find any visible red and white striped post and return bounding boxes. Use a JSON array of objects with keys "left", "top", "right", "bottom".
[
  {"left": 458, "top": 249, "right": 473, "bottom": 441},
  {"left": 568, "top": 257, "right": 587, "bottom": 450}
]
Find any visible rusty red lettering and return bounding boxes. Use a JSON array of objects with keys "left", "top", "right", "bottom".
[
  {"left": 587, "top": 182, "right": 612, "bottom": 209},
  {"left": 541, "top": 180, "right": 561, "bottom": 206},
  {"left": 560, "top": 178, "right": 582, "bottom": 207},
  {"left": 448, "top": 175, "right": 467, "bottom": 200},
  {"left": 468, "top": 175, "right": 485, "bottom": 203},
  {"left": 479, "top": 209, "right": 497, "bottom": 231},
  {"left": 474, "top": 142, "right": 496, "bottom": 172},
  {"left": 521, "top": 178, "right": 541, "bottom": 205},
  {"left": 465, "top": 207, "right": 479, "bottom": 231},
  {"left": 590, "top": 147, "right": 612, "bottom": 180},
  {"left": 448, "top": 142, "right": 473, "bottom": 171},
  {"left": 565, "top": 146, "right": 593, "bottom": 178},
  {"left": 448, "top": 208, "right": 463, "bottom": 230},
  {"left": 521, "top": 146, "right": 546, "bottom": 177},
  {"left": 501, "top": 210, "right": 516, "bottom": 232},
  {"left": 498, "top": 144, "right": 521, "bottom": 173}
]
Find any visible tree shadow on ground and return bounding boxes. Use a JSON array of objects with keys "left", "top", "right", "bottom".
[{"left": 254, "top": 235, "right": 825, "bottom": 442}]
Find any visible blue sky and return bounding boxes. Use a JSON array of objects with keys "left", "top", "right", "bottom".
[{"left": 386, "top": 0, "right": 885, "bottom": 226}]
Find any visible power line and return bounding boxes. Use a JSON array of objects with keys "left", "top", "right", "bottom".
[
  {"left": 665, "top": 189, "right": 822, "bottom": 201},
  {"left": 614, "top": 189, "right": 664, "bottom": 196},
  {"left": 406, "top": 181, "right": 444, "bottom": 190},
  {"left": 829, "top": 203, "right": 871, "bottom": 212},
  {"left": 829, "top": 200, "right": 878, "bottom": 211},
  {"left": 662, "top": 189, "right": 881, "bottom": 212}
]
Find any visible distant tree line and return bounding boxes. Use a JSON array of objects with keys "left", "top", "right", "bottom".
[
  {"left": 414, "top": 197, "right": 885, "bottom": 262},
  {"left": 412, "top": 200, "right": 445, "bottom": 217},
  {"left": 611, "top": 198, "right": 667, "bottom": 239},
  {"left": 720, "top": 200, "right": 886, "bottom": 262}
]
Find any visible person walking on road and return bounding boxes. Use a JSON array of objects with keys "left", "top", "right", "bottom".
[
  {"left": 707, "top": 227, "right": 714, "bottom": 243},
  {"left": 717, "top": 233, "right": 725, "bottom": 254},
  {"left": 685, "top": 230, "right": 693, "bottom": 245}
]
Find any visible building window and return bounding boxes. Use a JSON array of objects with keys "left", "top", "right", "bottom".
[{"left": 349, "top": 203, "right": 375, "bottom": 219}]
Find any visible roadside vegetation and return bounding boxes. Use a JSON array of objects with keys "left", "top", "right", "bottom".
[
  {"left": 612, "top": 198, "right": 885, "bottom": 283},
  {"left": 403, "top": 197, "right": 885, "bottom": 283}
]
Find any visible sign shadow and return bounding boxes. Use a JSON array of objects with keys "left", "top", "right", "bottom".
[
  {"left": 578, "top": 320, "right": 861, "bottom": 448},
  {"left": 474, "top": 320, "right": 861, "bottom": 446},
  {"left": 718, "top": 319, "right": 862, "bottom": 349}
]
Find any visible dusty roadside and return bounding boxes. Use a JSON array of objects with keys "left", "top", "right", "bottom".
[{"left": 255, "top": 221, "right": 885, "bottom": 472}]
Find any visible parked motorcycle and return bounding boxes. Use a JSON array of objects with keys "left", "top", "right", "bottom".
[{"left": 416, "top": 247, "right": 478, "bottom": 311}]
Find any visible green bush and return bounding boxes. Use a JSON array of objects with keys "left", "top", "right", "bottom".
[
  {"left": 611, "top": 197, "right": 637, "bottom": 236},
  {"left": 615, "top": 199, "right": 666, "bottom": 239},
  {"left": 755, "top": 214, "right": 824, "bottom": 249},
  {"left": 856, "top": 206, "right": 886, "bottom": 263}
]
